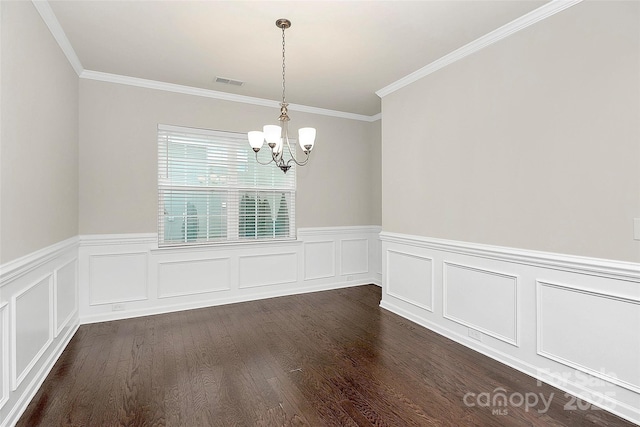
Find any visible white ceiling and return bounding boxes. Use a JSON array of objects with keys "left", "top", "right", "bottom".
[{"left": 48, "top": 0, "right": 547, "bottom": 116}]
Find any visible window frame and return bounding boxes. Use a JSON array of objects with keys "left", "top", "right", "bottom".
[{"left": 158, "top": 124, "right": 297, "bottom": 248}]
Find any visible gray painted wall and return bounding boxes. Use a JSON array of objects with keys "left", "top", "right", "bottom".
[
  {"left": 79, "top": 80, "right": 380, "bottom": 235},
  {"left": 382, "top": 1, "right": 640, "bottom": 262},
  {"left": 1, "top": 1, "right": 79, "bottom": 263}
]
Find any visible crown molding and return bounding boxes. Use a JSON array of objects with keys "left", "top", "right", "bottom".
[
  {"left": 369, "top": 113, "right": 382, "bottom": 122},
  {"left": 31, "top": 0, "right": 84, "bottom": 76},
  {"left": 80, "top": 70, "right": 380, "bottom": 122},
  {"left": 376, "top": 0, "right": 583, "bottom": 98},
  {"left": 32, "top": 0, "right": 381, "bottom": 122}
]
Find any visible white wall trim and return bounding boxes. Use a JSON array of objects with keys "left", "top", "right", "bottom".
[
  {"left": 0, "top": 227, "right": 377, "bottom": 422},
  {"left": 443, "top": 261, "right": 519, "bottom": 347},
  {"left": 31, "top": 0, "right": 83, "bottom": 76},
  {"left": 79, "top": 226, "right": 381, "bottom": 324},
  {"left": 79, "top": 233, "right": 158, "bottom": 246},
  {"left": 88, "top": 252, "right": 149, "bottom": 306},
  {"left": 536, "top": 279, "right": 640, "bottom": 394},
  {"left": 386, "top": 249, "right": 434, "bottom": 312},
  {"left": 53, "top": 258, "right": 79, "bottom": 338},
  {"left": 81, "top": 280, "right": 374, "bottom": 325},
  {"left": 10, "top": 274, "right": 54, "bottom": 391},
  {"left": 303, "top": 240, "right": 336, "bottom": 281},
  {"left": 379, "top": 298, "right": 638, "bottom": 425},
  {"left": 339, "top": 238, "right": 369, "bottom": 275},
  {"left": 380, "top": 231, "right": 640, "bottom": 425},
  {"left": 1, "top": 322, "right": 79, "bottom": 427},
  {"left": 0, "top": 303, "right": 9, "bottom": 410},
  {"left": 0, "top": 236, "right": 79, "bottom": 287},
  {"left": 80, "top": 70, "right": 380, "bottom": 122},
  {"left": 0, "top": 236, "right": 79, "bottom": 425},
  {"left": 157, "top": 257, "right": 231, "bottom": 298},
  {"left": 31, "top": 1, "right": 381, "bottom": 122},
  {"left": 238, "top": 252, "right": 298, "bottom": 289},
  {"left": 380, "top": 232, "right": 640, "bottom": 282},
  {"left": 375, "top": 0, "right": 583, "bottom": 98}
]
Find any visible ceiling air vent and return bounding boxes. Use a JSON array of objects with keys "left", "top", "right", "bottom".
[{"left": 215, "top": 76, "right": 244, "bottom": 86}]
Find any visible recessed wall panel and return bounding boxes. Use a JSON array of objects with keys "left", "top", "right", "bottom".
[
  {"left": 538, "top": 281, "right": 640, "bottom": 393},
  {"left": 387, "top": 250, "right": 433, "bottom": 311},
  {"left": 89, "top": 252, "right": 148, "bottom": 305},
  {"left": 13, "top": 275, "right": 52, "bottom": 389},
  {"left": 341, "top": 239, "right": 369, "bottom": 275},
  {"left": 0, "top": 303, "right": 8, "bottom": 409},
  {"left": 158, "top": 258, "right": 230, "bottom": 298},
  {"left": 239, "top": 253, "right": 298, "bottom": 288},
  {"left": 304, "top": 241, "right": 335, "bottom": 280},
  {"left": 55, "top": 259, "right": 77, "bottom": 335},
  {"left": 443, "top": 262, "right": 518, "bottom": 346}
]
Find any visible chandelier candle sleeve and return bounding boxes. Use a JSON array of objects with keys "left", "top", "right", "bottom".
[{"left": 247, "top": 18, "right": 316, "bottom": 173}]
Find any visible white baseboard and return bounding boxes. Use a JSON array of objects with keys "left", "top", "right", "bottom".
[
  {"left": 380, "top": 231, "right": 640, "bottom": 425},
  {"left": 81, "top": 279, "right": 376, "bottom": 324}
]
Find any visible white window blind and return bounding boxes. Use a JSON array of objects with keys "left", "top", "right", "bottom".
[{"left": 158, "top": 124, "right": 296, "bottom": 247}]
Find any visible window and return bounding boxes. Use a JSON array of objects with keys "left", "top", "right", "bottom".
[{"left": 158, "top": 124, "right": 296, "bottom": 247}]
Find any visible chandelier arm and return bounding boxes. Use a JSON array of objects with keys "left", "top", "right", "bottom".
[
  {"left": 254, "top": 151, "right": 276, "bottom": 166},
  {"left": 283, "top": 134, "right": 298, "bottom": 163},
  {"left": 285, "top": 151, "right": 310, "bottom": 167}
]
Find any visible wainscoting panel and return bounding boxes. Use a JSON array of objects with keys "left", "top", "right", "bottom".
[
  {"left": 386, "top": 250, "right": 433, "bottom": 311},
  {"left": 379, "top": 231, "right": 640, "bottom": 425},
  {"left": 89, "top": 252, "right": 148, "bottom": 305},
  {"left": 0, "top": 303, "right": 8, "bottom": 410},
  {"left": 537, "top": 280, "right": 640, "bottom": 394},
  {"left": 303, "top": 241, "right": 335, "bottom": 280},
  {"left": 443, "top": 262, "right": 518, "bottom": 346},
  {"left": 158, "top": 257, "right": 230, "bottom": 298},
  {"left": 239, "top": 252, "right": 298, "bottom": 289},
  {"left": 3, "top": 228, "right": 379, "bottom": 425},
  {"left": 12, "top": 275, "right": 52, "bottom": 390},
  {"left": 0, "top": 236, "right": 80, "bottom": 427},
  {"left": 54, "top": 258, "right": 77, "bottom": 337},
  {"left": 341, "top": 238, "right": 369, "bottom": 275},
  {"left": 79, "top": 226, "right": 381, "bottom": 324}
]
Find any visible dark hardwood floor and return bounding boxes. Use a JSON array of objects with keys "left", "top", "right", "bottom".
[{"left": 18, "top": 285, "right": 633, "bottom": 426}]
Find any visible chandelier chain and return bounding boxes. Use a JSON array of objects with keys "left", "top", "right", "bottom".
[{"left": 281, "top": 24, "right": 286, "bottom": 104}]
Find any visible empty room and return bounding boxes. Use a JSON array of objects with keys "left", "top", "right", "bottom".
[{"left": 1, "top": 0, "right": 639, "bottom": 425}]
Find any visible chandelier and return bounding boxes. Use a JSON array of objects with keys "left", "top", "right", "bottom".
[{"left": 247, "top": 19, "right": 316, "bottom": 173}]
